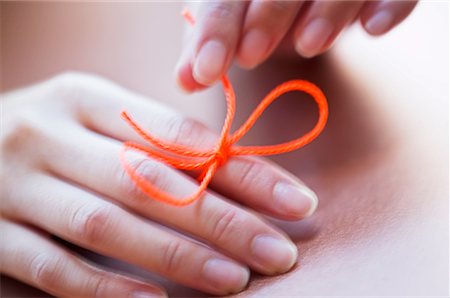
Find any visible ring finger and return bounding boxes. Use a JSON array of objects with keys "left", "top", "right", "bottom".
[
  {"left": 0, "top": 219, "right": 167, "bottom": 297},
  {"left": 2, "top": 173, "right": 250, "bottom": 295},
  {"left": 44, "top": 121, "right": 298, "bottom": 276}
]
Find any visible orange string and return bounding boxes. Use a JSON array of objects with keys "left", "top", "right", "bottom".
[{"left": 119, "top": 10, "right": 329, "bottom": 206}]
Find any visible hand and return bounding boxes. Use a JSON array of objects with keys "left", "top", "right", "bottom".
[
  {"left": 175, "top": 0, "right": 418, "bottom": 91},
  {"left": 1, "top": 73, "right": 318, "bottom": 296}
]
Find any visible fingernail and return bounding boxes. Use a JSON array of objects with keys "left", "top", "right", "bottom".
[
  {"left": 193, "top": 40, "right": 227, "bottom": 85},
  {"left": 175, "top": 71, "right": 194, "bottom": 94},
  {"left": 273, "top": 182, "right": 318, "bottom": 218},
  {"left": 239, "top": 29, "right": 271, "bottom": 69},
  {"left": 251, "top": 235, "right": 298, "bottom": 274},
  {"left": 365, "top": 10, "right": 394, "bottom": 35},
  {"left": 296, "top": 18, "right": 333, "bottom": 58},
  {"left": 202, "top": 258, "right": 249, "bottom": 293},
  {"left": 132, "top": 290, "right": 167, "bottom": 298}
]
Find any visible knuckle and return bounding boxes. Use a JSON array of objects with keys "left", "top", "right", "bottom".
[
  {"left": 162, "top": 239, "right": 184, "bottom": 274},
  {"left": 234, "top": 160, "right": 263, "bottom": 194},
  {"left": 269, "top": 1, "right": 292, "bottom": 13},
  {"left": 211, "top": 208, "right": 243, "bottom": 243},
  {"left": 70, "top": 202, "right": 114, "bottom": 244},
  {"left": 50, "top": 71, "right": 111, "bottom": 92},
  {"left": 119, "top": 157, "right": 168, "bottom": 202},
  {"left": 165, "top": 115, "right": 213, "bottom": 148},
  {"left": 1, "top": 111, "right": 44, "bottom": 155},
  {"left": 206, "top": 2, "right": 237, "bottom": 21},
  {"left": 48, "top": 71, "right": 92, "bottom": 99},
  {"left": 49, "top": 71, "right": 120, "bottom": 105},
  {"left": 30, "top": 253, "right": 63, "bottom": 289},
  {"left": 91, "top": 274, "right": 111, "bottom": 297}
]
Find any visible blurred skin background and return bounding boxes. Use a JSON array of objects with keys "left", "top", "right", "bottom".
[{"left": 1, "top": 1, "right": 449, "bottom": 297}]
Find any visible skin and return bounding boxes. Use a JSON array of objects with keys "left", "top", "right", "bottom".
[
  {"left": 1, "top": 72, "right": 319, "bottom": 296},
  {"left": 0, "top": 1, "right": 424, "bottom": 296},
  {"left": 176, "top": 0, "right": 418, "bottom": 92}
]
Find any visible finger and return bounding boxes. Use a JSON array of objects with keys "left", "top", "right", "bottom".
[
  {"left": 293, "top": 1, "right": 365, "bottom": 58},
  {"left": 236, "top": 1, "right": 304, "bottom": 69},
  {"left": 0, "top": 219, "right": 166, "bottom": 297},
  {"left": 360, "top": 0, "right": 418, "bottom": 36},
  {"left": 3, "top": 174, "right": 249, "bottom": 295},
  {"left": 37, "top": 74, "right": 314, "bottom": 276},
  {"left": 175, "top": 59, "right": 205, "bottom": 93},
  {"left": 176, "top": 1, "right": 248, "bottom": 88},
  {"left": 212, "top": 155, "right": 318, "bottom": 220},
  {"left": 43, "top": 122, "right": 299, "bottom": 276},
  {"left": 175, "top": 2, "right": 206, "bottom": 93},
  {"left": 71, "top": 74, "right": 318, "bottom": 221}
]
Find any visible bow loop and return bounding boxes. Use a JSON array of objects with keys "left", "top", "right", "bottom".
[
  {"left": 118, "top": 10, "right": 328, "bottom": 206},
  {"left": 229, "top": 80, "right": 328, "bottom": 157}
]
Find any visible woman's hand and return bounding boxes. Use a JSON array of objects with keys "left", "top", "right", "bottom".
[
  {"left": 176, "top": 0, "right": 418, "bottom": 92},
  {"left": 1, "top": 73, "right": 318, "bottom": 296}
]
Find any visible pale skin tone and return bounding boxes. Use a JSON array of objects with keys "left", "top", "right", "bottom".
[
  {"left": 1, "top": 73, "right": 317, "bottom": 297},
  {"left": 176, "top": 0, "right": 417, "bottom": 91},
  {"left": 1, "top": 1, "right": 417, "bottom": 296}
]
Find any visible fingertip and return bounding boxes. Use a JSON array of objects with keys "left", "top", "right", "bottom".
[
  {"left": 363, "top": 10, "right": 395, "bottom": 36},
  {"left": 302, "top": 187, "right": 319, "bottom": 218},
  {"left": 201, "top": 259, "right": 249, "bottom": 294},
  {"left": 273, "top": 181, "right": 319, "bottom": 220},
  {"left": 175, "top": 59, "right": 205, "bottom": 93},
  {"left": 360, "top": 1, "right": 418, "bottom": 37},
  {"left": 294, "top": 18, "right": 334, "bottom": 58},
  {"left": 192, "top": 39, "right": 227, "bottom": 86},
  {"left": 250, "top": 235, "right": 298, "bottom": 275}
]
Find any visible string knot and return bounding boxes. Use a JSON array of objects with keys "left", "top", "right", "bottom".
[
  {"left": 118, "top": 10, "right": 329, "bottom": 206},
  {"left": 214, "top": 147, "right": 229, "bottom": 167}
]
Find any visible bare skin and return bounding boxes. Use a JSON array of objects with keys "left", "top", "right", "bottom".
[
  {"left": 1, "top": 72, "right": 322, "bottom": 296},
  {"left": 176, "top": 1, "right": 417, "bottom": 91},
  {"left": 1, "top": 1, "right": 447, "bottom": 297}
]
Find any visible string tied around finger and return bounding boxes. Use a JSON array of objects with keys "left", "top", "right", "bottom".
[
  {"left": 213, "top": 147, "right": 229, "bottom": 167},
  {"left": 119, "top": 9, "right": 329, "bottom": 207}
]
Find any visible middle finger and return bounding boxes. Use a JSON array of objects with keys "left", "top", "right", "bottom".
[{"left": 44, "top": 122, "right": 299, "bottom": 276}]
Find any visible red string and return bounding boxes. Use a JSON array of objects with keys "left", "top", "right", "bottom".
[{"left": 119, "top": 10, "right": 329, "bottom": 206}]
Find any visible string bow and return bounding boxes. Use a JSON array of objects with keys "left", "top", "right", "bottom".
[{"left": 119, "top": 10, "right": 329, "bottom": 206}]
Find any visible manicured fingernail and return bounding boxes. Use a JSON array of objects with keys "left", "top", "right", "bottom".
[
  {"left": 239, "top": 29, "right": 271, "bottom": 69},
  {"left": 365, "top": 10, "right": 395, "bottom": 35},
  {"left": 273, "top": 182, "right": 318, "bottom": 218},
  {"left": 202, "top": 258, "right": 249, "bottom": 293},
  {"left": 251, "top": 235, "right": 298, "bottom": 274},
  {"left": 132, "top": 290, "right": 167, "bottom": 298},
  {"left": 193, "top": 40, "right": 227, "bottom": 85},
  {"left": 296, "top": 18, "right": 333, "bottom": 58}
]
